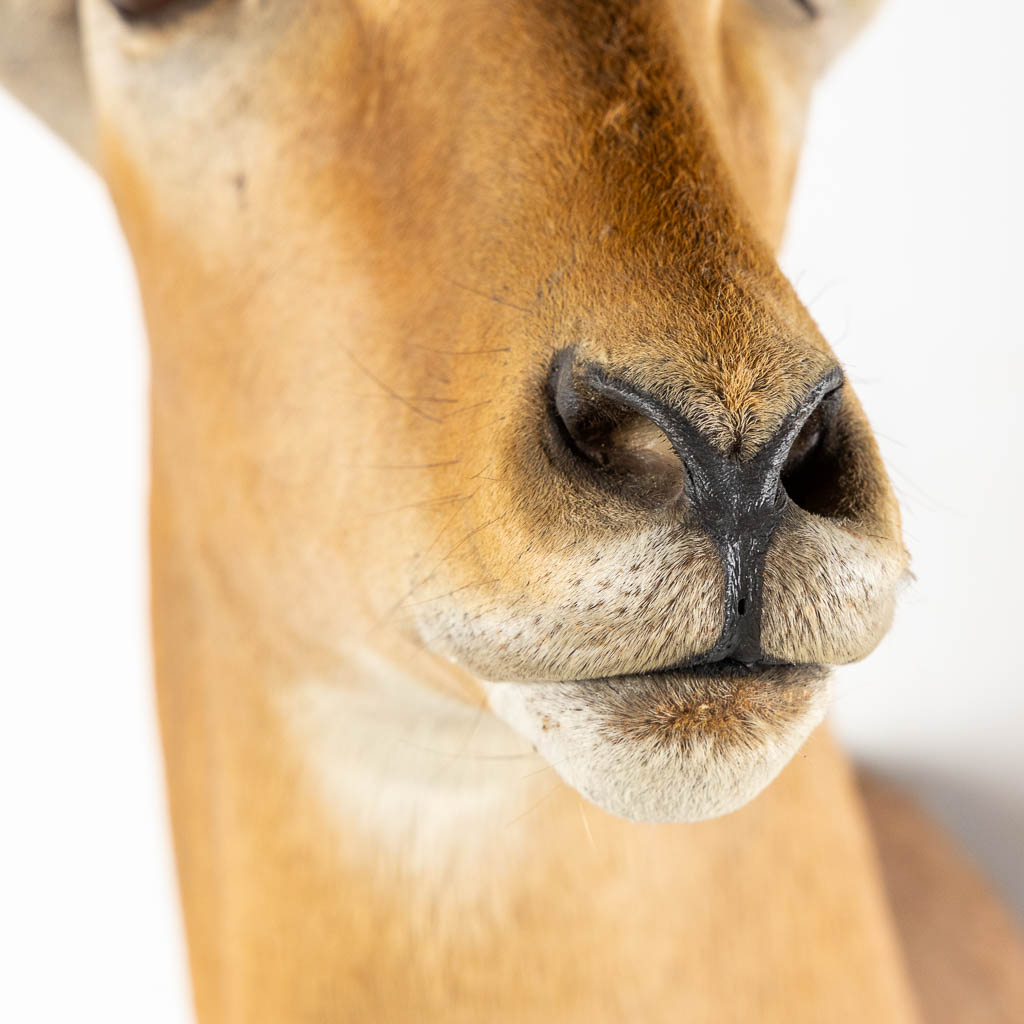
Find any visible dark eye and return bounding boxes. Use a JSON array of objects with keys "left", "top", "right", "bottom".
[
  {"left": 111, "top": 0, "right": 177, "bottom": 12},
  {"left": 110, "top": 0, "right": 214, "bottom": 17},
  {"left": 751, "top": 0, "right": 821, "bottom": 25}
]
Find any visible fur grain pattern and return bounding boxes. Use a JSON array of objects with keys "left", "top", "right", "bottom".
[{"left": 10, "top": 0, "right": 1019, "bottom": 1021}]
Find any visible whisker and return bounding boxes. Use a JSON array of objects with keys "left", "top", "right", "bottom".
[
  {"left": 337, "top": 392, "right": 457, "bottom": 403},
  {"left": 401, "top": 578, "right": 499, "bottom": 607},
  {"left": 578, "top": 799, "right": 597, "bottom": 851},
  {"left": 335, "top": 460, "right": 460, "bottom": 471},
  {"left": 522, "top": 752, "right": 575, "bottom": 779},
  {"left": 408, "top": 344, "right": 512, "bottom": 356},
  {"left": 341, "top": 346, "right": 444, "bottom": 422},
  {"left": 442, "top": 275, "right": 536, "bottom": 314},
  {"left": 505, "top": 782, "right": 563, "bottom": 828},
  {"left": 441, "top": 400, "right": 493, "bottom": 421},
  {"left": 395, "top": 739, "right": 535, "bottom": 762}
]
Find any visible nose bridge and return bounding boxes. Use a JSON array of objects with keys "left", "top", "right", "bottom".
[{"left": 585, "top": 364, "right": 844, "bottom": 665}]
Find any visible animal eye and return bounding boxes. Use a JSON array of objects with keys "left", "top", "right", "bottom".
[
  {"left": 750, "top": 0, "right": 820, "bottom": 25},
  {"left": 110, "top": 0, "right": 177, "bottom": 12},
  {"left": 109, "top": 0, "right": 212, "bottom": 17}
]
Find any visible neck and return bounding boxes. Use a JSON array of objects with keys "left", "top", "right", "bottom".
[
  {"left": 280, "top": 656, "right": 555, "bottom": 878},
  {"left": 151, "top": 490, "right": 920, "bottom": 1023}
]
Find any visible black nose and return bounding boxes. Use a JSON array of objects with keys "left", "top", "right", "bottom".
[{"left": 547, "top": 353, "right": 845, "bottom": 666}]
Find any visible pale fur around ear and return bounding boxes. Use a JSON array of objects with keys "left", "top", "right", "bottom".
[{"left": 0, "top": 0, "right": 94, "bottom": 162}]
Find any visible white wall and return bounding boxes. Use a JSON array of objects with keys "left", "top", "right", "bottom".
[
  {"left": 0, "top": 2, "right": 1020, "bottom": 1020},
  {"left": 0, "top": 97, "right": 193, "bottom": 1022},
  {"left": 781, "top": 0, "right": 1024, "bottom": 912}
]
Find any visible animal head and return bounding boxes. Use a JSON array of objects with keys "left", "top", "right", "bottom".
[{"left": 14, "top": 0, "right": 905, "bottom": 821}]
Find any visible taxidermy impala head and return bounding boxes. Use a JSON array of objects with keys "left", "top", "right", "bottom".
[{"left": 75, "top": 0, "right": 904, "bottom": 822}]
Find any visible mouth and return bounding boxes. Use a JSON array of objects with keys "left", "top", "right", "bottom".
[
  {"left": 487, "top": 661, "right": 830, "bottom": 824},
  {"left": 589, "top": 656, "right": 819, "bottom": 684},
  {"left": 562, "top": 660, "right": 826, "bottom": 751}
]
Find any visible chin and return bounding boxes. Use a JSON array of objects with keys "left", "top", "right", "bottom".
[{"left": 486, "top": 665, "right": 830, "bottom": 824}]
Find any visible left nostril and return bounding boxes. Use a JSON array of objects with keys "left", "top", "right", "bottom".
[{"left": 546, "top": 351, "right": 687, "bottom": 506}]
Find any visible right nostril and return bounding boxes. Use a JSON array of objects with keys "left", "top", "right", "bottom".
[
  {"left": 546, "top": 353, "right": 687, "bottom": 507},
  {"left": 779, "top": 384, "right": 847, "bottom": 519}
]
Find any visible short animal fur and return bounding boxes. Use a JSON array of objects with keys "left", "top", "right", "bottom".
[{"left": 4, "top": 0, "right": 1024, "bottom": 1020}]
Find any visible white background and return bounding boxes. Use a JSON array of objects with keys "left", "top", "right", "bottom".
[{"left": 1, "top": 2, "right": 1021, "bottom": 1020}]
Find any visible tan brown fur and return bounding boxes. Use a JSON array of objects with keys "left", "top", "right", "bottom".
[
  {"left": 861, "top": 775, "right": 1024, "bottom": 1023},
  {"left": 3, "top": 0, "right": 1021, "bottom": 1020}
]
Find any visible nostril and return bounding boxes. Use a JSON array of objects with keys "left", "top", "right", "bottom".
[
  {"left": 546, "top": 354, "right": 856, "bottom": 526},
  {"left": 546, "top": 353, "right": 687, "bottom": 507},
  {"left": 549, "top": 354, "right": 604, "bottom": 465},
  {"left": 780, "top": 383, "right": 846, "bottom": 518},
  {"left": 784, "top": 407, "right": 826, "bottom": 473}
]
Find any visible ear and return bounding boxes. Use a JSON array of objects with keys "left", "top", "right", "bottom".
[{"left": 0, "top": 0, "right": 94, "bottom": 163}]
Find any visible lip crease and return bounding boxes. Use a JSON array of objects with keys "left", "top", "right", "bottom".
[{"left": 578, "top": 659, "right": 823, "bottom": 685}]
